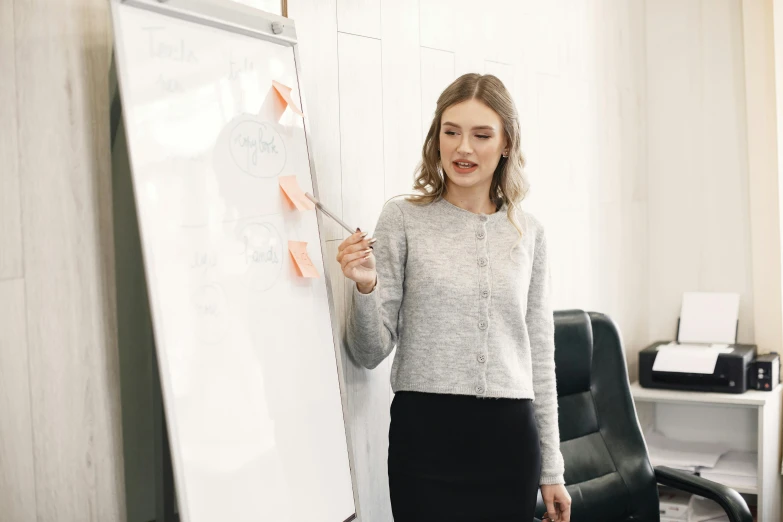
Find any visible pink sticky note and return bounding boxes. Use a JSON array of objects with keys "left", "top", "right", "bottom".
[
  {"left": 289, "top": 241, "right": 319, "bottom": 278},
  {"left": 278, "top": 176, "right": 315, "bottom": 211},
  {"left": 272, "top": 80, "right": 304, "bottom": 117}
]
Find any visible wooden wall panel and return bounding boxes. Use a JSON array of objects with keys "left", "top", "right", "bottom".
[
  {"left": 0, "top": 279, "right": 37, "bottom": 522},
  {"left": 14, "top": 0, "right": 125, "bottom": 520},
  {"left": 0, "top": 0, "right": 23, "bottom": 280}
]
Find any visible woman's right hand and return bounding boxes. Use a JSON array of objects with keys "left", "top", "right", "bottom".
[{"left": 336, "top": 230, "right": 377, "bottom": 292}]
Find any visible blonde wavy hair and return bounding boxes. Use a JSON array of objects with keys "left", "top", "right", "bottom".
[{"left": 399, "top": 73, "right": 530, "bottom": 239}]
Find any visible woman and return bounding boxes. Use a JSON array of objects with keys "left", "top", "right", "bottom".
[{"left": 337, "top": 73, "right": 571, "bottom": 521}]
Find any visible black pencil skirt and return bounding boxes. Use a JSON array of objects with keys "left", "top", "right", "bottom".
[{"left": 388, "top": 391, "right": 542, "bottom": 522}]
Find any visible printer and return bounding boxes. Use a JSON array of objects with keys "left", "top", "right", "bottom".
[
  {"left": 639, "top": 342, "right": 756, "bottom": 394},
  {"left": 639, "top": 291, "right": 756, "bottom": 394}
]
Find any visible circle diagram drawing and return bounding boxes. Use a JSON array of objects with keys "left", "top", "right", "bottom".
[
  {"left": 239, "top": 221, "right": 284, "bottom": 291},
  {"left": 229, "top": 120, "right": 286, "bottom": 178}
]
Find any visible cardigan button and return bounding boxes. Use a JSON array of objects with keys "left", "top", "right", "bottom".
[
  {"left": 479, "top": 215, "right": 488, "bottom": 222},
  {"left": 477, "top": 354, "right": 486, "bottom": 363},
  {"left": 478, "top": 257, "right": 487, "bottom": 267},
  {"left": 478, "top": 320, "right": 488, "bottom": 330},
  {"left": 476, "top": 385, "right": 485, "bottom": 394},
  {"left": 481, "top": 289, "right": 489, "bottom": 298},
  {"left": 476, "top": 230, "right": 485, "bottom": 239}
]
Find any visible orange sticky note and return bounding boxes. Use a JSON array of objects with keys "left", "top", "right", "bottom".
[
  {"left": 272, "top": 80, "right": 304, "bottom": 117},
  {"left": 278, "top": 176, "right": 315, "bottom": 211},
  {"left": 289, "top": 241, "right": 319, "bottom": 278}
]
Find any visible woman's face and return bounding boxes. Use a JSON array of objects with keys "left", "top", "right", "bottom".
[{"left": 439, "top": 99, "right": 508, "bottom": 194}]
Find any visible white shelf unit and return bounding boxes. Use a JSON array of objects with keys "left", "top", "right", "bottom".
[{"left": 630, "top": 382, "right": 782, "bottom": 521}]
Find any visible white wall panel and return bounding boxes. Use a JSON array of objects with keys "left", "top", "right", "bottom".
[
  {"left": 335, "top": 34, "right": 394, "bottom": 520},
  {"left": 418, "top": 0, "right": 454, "bottom": 52},
  {"left": 528, "top": 1, "right": 565, "bottom": 77},
  {"left": 337, "top": 33, "right": 386, "bottom": 235},
  {"left": 485, "top": 60, "right": 514, "bottom": 94},
  {"left": 453, "top": 0, "right": 485, "bottom": 77},
  {"left": 381, "top": 0, "right": 422, "bottom": 200},
  {"left": 480, "top": 0, "right": 516, "bottom": 65},
  {"left": 337, "top": 0, "right": 381, "bottom": 38},
  {"left": 288, "top": 0, "right": 345, "bottom": 240},
  {"left": 419, "top": 47, "right": 455, "bottom": 141}
]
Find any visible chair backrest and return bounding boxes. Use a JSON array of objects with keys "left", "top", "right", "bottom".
[{"left": 537, "top": 310, "right": 660, "bottom": 521}]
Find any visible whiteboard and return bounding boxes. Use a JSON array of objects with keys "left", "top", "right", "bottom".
[{"left": 109, "top": 1, "right": 356, "bottom": 521}]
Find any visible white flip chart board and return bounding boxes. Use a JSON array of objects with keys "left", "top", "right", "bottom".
[{"left": 109, "top": 1, "right": 356, "bottom": 521}]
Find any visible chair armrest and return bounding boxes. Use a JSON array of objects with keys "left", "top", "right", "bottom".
[{"left": 655, "top": 466, "right": 753, "bottom": 522}]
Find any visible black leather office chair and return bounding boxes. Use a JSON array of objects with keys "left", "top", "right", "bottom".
[{"left": 534, "top": 310, "right": 753, "bottom": 522}]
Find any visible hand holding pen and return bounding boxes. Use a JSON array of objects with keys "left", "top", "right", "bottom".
[{"left": 304, "top": 192, "right": 377, "bottom": 294}]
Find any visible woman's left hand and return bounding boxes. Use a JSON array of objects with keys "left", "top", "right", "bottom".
[{"left": 541, "top": 483, "right": 571, "bottom": 522}]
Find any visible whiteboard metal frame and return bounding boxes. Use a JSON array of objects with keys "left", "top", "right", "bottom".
[
  {"left": 120, "top": 0, "right": 297, "bottom": 45},
  {"left": 110, "top": 1, "right": 357, "bottom": 520}
]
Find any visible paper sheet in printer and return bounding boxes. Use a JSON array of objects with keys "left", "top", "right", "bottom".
[
  {"left": 678, "top": 291, "right": 740, "bottom": 344},
  {"left": 652, "top": 343, "right": 735, "bottom": 374}
]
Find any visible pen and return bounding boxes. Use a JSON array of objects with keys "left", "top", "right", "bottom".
[{"left": 305, "top": 192, "right": 369, "bottom": 236}]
